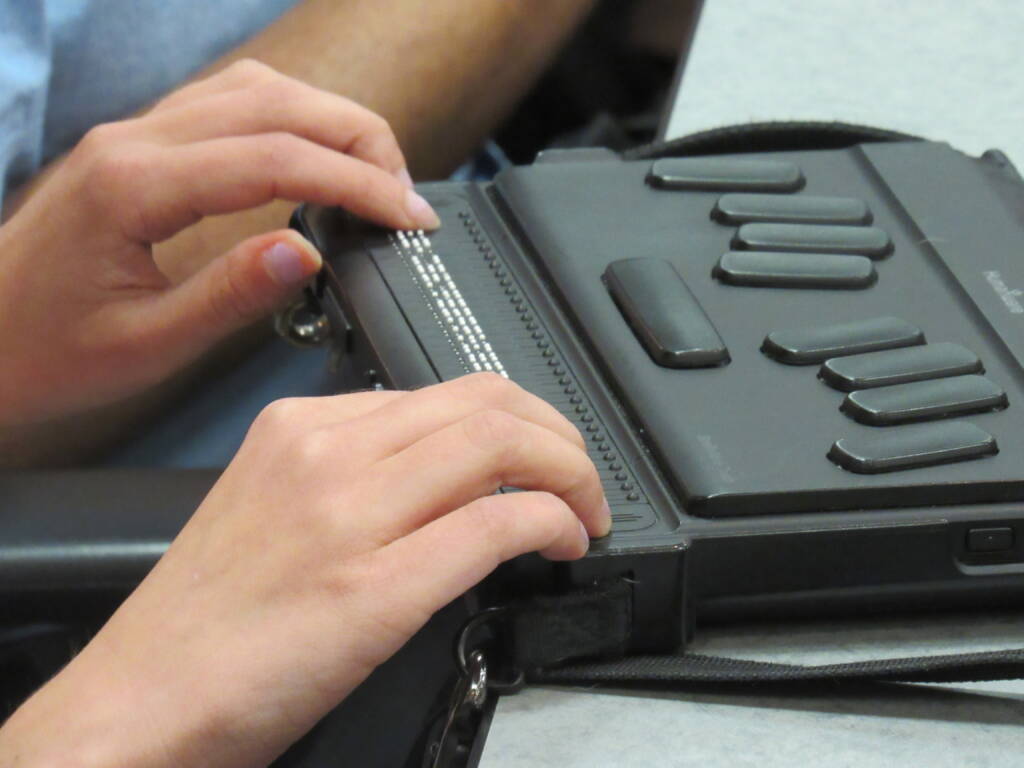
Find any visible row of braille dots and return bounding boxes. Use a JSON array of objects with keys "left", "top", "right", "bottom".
[
  {"left": 457, "top": 210, "right": 641, "bottom": 502},
  {"left": 394, "top": 229, "right": 507, "bottom": 376}
]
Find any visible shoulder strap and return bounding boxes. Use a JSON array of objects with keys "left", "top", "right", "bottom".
[
  {"left": 529, "top": 649, "right": 1024, "bottom": 686},
  {"left": 624, "top": 120, "right": 920, "bottom": 160}
]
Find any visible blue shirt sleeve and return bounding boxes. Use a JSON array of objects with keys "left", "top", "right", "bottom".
[
  {"left": 0, "top": 0, "right": 300, "bottom": 212},
  {"left": 0, "top": 2, "right": 50, "bottom": 210}
]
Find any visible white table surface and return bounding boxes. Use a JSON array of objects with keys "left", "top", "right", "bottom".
[
  {"left": 662, "top": 0, "right": 1024, "bottom": 168},
  {"left": 480, "top": 612, "right": 1024, "bottom": 766}
]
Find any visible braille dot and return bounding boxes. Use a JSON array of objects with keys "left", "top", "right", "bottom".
[
  {"left": 575, "top": 404, "right": 587, "bottom": 413},
  {"left": 603, "top": 452, "right": 615, "bottom": 461},
  {"left": 537, "top": 340, "right": 549, "bottom": 349},
  {"left": 564, "top": 385, "right": 576, "bottom": 395},
  {"left": 521, "top": 313, "right": 532, "bottom": 322},
  {"left": 585, "top": 422, "right": 598, "bottom": 431},
  {"left": 609, "top": 462, "right": 622, "bottom": 471},
  {"left": 627, "top": 492, "right": 640, "bottom": 502},
  {"left": 500, "top": 278, "right": 511, "bottom": 287},
  {"left": 570, "top": 395, "right": 582, "bottom": 404},
  {"left": 547, "top": 358, "right": 559, "bottom": 366},
  {"left": 542, "top": 349, "right": 554, "bottom": 358},
  {"left": 620, "top": 482, "right": 634, "bottom": 491},
  {"left": 532, "top": 331, "right": 543, "bottom": 340},
  {"left": 495, "top": 268, "right": 506, "bottom": 278},
  {"left": 559, "top": 376, "right": 571, "bottom": 386},
  {"left": 505, "top": 287, "right": 516, "bottom": 296},
  {"left": 554, "top": 367, "right": 566, "bottom": 376},
  {"left": 615, "top": 472, "right": 627, "bottom": 482},
  {"left": 526, "top": 322, "right": 538, "bottom": 331}
]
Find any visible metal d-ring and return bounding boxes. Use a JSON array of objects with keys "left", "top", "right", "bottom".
[
  {"left": 273, "top": 289, "right": 331, "bottom": 347},
  {"left": 455, "top": 606, "right": 525, "bottom": 694}
]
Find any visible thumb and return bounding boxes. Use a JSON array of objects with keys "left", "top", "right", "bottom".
[{"left": 148, "top": 229, "right": 322, "bottom": 357}]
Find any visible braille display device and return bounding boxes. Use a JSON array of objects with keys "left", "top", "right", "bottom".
[
  {"left": 290, "top": 139, "right": 1024, "bottom": 652},
  {"left": 286, "top": 140, "right": 1024, "bottom": 650},
  {"left": 10, "top": 139, "right": 1018, "bottom": 660}
]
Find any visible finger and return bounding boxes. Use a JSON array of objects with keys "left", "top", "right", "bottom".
[
  {"left": 369, "top": 492, "right": 589, "bottom": 622},
  {"left": 119, "top": 135, "right": 437, "bottom": 242},
  {"left": 146, "top": 58, "right": 279, "bottom": 114},
  {"left": 333, "top": 372, "right": 586, "bottom": 461},
  {"left": 142, "top": 80, "right": 408, "bottom": 182},
  {"left": 360, "top": 409, "right": 609, "bottom": 538},
  {"left": 136, "top": 229, "right": 322, "bottom": 359}
]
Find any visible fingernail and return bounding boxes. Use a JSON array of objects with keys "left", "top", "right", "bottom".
[
  {"left": 405, "top": 189, "right": 441, "bottom": 230},
  {"left": 396, "top": 167, "right": 414, "bottom": 189},
  {"left": 262, "top": 240, "right": 317, "bottom": 285},
  {"left": 578, "top": 520, "right": 591, "bottom": 554},
  {"left": 597, "top": 499, "right": 612, "bottom": 537}
]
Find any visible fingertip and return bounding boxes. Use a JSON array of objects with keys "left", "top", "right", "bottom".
[
  {"left": 594, "top": 499, "right": 612, "bottom": 538},
  {"left": 540, "top": 518, "right": 592, "bottom": 562},
  {"left": 404, "top": 189, "right": 441, "bottom": 231},
  {"left": 578, "top": 519, "right": 593, "bottom": 555},
  {"left": 261, "top": 232, "right": 322, "bottom": 286}
]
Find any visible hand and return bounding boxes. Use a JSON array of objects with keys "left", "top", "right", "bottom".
[
  {"left": 0, "top": 373, "right": 612, "bottom": 767},
  {"left": 0, "top": 59, "right": 440, "bottom": 428}
]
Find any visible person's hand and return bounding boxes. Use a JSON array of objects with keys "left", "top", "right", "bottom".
[
  {"left": 0, "top": 59, "right": 440, "bottom": 428},
  {"left": 0, "top": 374, "right": 612, "bottom": 766}
]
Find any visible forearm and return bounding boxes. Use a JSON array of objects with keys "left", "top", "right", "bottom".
[{"left": 222, "top": 0, "right": 595, "bottom": 179}]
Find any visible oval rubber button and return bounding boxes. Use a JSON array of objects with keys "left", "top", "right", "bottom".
[
  {"left": 829, "top": 421, "right": 997, "bottom": 473},
  {"left": 820, "top": 342, "right": 983, "bottom": 391},
  {"left": 841, "top": 375, "right": 1007, "bottom": 426}
]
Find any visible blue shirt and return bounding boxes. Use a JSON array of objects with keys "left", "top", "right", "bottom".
[{"left": 0, "top": 0, "right": 300, "bottom": 209}]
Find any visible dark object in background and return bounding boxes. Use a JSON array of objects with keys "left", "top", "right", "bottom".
[{"left": 495, "top": 2, "right": 688, "bottom": 161}]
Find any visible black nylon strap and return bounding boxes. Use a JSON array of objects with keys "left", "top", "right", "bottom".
[
  {"left": 624, "top": 120, "right": 920, "bottom": 161},
  {"left": 508, "top": 580, "right": 632, "bottom": 669},
  {"left": 528, "top": 649, "right": 1024, "bottom": 686},
  {"left": 503, "top": 583, "right": 1024, "bottom": 686}
]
